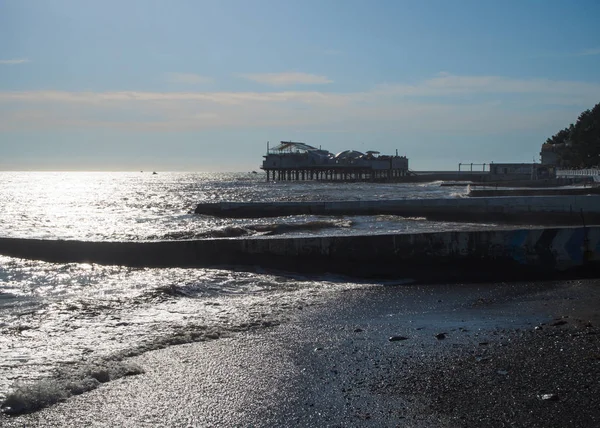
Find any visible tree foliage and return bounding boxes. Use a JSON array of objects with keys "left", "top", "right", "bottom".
[{"left": 544, "top": 102, "right": 600, "bottom": 168}]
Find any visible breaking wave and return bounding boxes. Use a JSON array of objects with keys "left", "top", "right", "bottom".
[
  {"left": 148, "top": 227, "right": 254, "bottom": 240},
  {"left": 248, "top": 219, "right": 353, "bottom": 235},
  {"left": 1, "top": 360, "right": 144, "bottom": 415},
  {"left": 148, "top": 219, "right": 353, "bottom": 240},
  {"left": 418, "top": 180, "right": 444, "bottom": 187},
  {"left": 0, "top": 317, "right": 282, "bottom": 415}
]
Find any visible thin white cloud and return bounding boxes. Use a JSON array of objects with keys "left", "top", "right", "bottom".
[
  {"left": 1, "top": 74, "right": 598, "bottom": 134},
  {"left": 238, "top": 72, "right": 333, "bottom": 86},
  {"left": 374, "top": 73, "right": 600, "bottom": 98},
  {"left": 0, "top": 58, "right": 30, "bottom": 65},
  {"left": 537, "top": 48, "right": 600, "bottom": 58},
  {"left": 6, "top": 73, "right": 596, "bottom": 107},
  {"left": 0, "top": 97, "right": 576, "bottom": 136},
  {"left": 166, "top": 72, "right": 213, "bottom": 84},
  {"left": 0, "top": 90, "right": 349, "bottom": 107},
  {"left": 575, "top": 48, "right": 600, "bottom": 56}
]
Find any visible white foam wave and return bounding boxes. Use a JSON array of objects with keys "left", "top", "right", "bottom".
[{"left": 1, "top": 360, "right": 144, "bottom": 415}]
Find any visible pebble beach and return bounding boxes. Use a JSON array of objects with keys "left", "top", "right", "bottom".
[{"left": 3, "top": 279, "right": 599, "bottom": 427}]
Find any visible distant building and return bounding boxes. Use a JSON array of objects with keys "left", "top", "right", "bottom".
[
  {"left": 490, "top": 163, "right": 535, "bottom": 176},
  {"left": 261, "top": 141, "right": 409, "bottom": 182},
  {"left": 489, "top": 162, "right": 554, "bottom": 180}
]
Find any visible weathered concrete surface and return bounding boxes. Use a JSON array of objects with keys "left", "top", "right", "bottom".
[
  {"left": 195, "top": 195, "right": 600, "bottom": 225},
  {"left": 467, "top": 178, "right": 586, "bottom": 187},
  {"left": 397, "top": 172, "right": 489, "bottom": 183},
  {"left": 444, "top": 178, "right": 584, "bottom": 187},
  {"left": 1, "top": 226, "right": 599, "bottom": 282},
  {"left": 469, "top": 188, "right": 600, "bottom": 197}
]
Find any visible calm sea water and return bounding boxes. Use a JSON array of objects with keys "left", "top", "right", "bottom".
[{"left": 0, "top": 171, "right": 491, "bottom": 414}]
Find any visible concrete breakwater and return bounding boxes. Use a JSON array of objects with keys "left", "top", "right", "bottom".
[
  {"left": 441, "top": 178, "right": 583, "bottom": 187},
  {"left": 468, "top": 188, "right": 600, "bottom": 197},
  {"left": 195, "top": 196, "right": 600, "bottom": 225},
  {"left": 1, "top": 226, "right": 599, "bottom": 282}
]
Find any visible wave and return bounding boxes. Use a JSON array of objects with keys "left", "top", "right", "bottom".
[
  {"left": 449, "top": 191, "right": 469, "bottom": 198},
  {"left": 147, "top": 226, "right": 255, "bottom": 240},
  {"left": 0, "top": 291, "right": 16, "bottom": 300},
  {"left": 418, "top": 180, "right": 445, "bottom": 187},
  {"left": 0, "top": 317, "right": 281, "bottom": 415},
  {"left": 148, "top": 219, "right": 353, "bottom": 241},
  {"left": 246, "top": 219, "right": 353, "bottom": 236},
  {"left": 1, "top": 360, "right": 144, "bottom": 415},
  {"left": 374, "top": 215, "right": 427, "bottom": 222}
]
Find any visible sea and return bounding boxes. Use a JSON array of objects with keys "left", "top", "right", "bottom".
[{"left": 0, "top": 171, "right": 495, "bottom": 415}]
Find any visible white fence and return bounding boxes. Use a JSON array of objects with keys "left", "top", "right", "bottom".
[{"left": 556, "top": 169, "right": 600, "bottom": 181}]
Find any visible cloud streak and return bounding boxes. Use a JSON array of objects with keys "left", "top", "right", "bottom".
[
  {"left": 1, "top": 74, "right": 598, "bottom": 134},
  {"left": 575, "top": 48, "right": 600, "bottom": 56},
  {"left": 374, "top": 73, "right": 600, "bottom": 98},
  {"left": 238, "top": 72, "right": 333, "bottom": 86},
  {"left": 166, "top": 72, "right": 213, "bottom": 84},
  {"left": 0, "top": 58, "right": 30, "bottom": 65}
]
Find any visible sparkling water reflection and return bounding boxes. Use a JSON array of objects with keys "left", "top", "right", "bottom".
[
  {"left": 0, "top": 172, "right": 471, "bottom": 241},
  {"left": 0, "top": 172, "right": 480, "bottom": 410}
]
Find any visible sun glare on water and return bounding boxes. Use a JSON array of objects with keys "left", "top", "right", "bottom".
[{"left": 0, "top": 172, "right": 149, "bottom": 240}]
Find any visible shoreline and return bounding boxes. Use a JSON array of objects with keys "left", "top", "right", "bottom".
[{"left": 2, "top": 279, "right": 599, "bottom": 427}]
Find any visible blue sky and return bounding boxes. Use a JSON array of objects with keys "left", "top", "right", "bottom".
[{"left": 1, "top": 0, "right": 600, "bottom": 171}]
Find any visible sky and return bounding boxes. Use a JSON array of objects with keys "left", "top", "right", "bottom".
[{"left": 1, "top": 0, "right": 600, "bottom": 172}]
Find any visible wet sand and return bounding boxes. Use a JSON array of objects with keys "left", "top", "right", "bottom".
[{"left": 3, "top": 279, "right": 600, "bottom": 427}]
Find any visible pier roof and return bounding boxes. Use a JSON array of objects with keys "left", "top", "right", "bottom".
[
  {"left": 271, "top": 141, "right": 319, "bottom": 152},
  {"left": 335, "top": 150, "right": 365, "bottom": 159}
]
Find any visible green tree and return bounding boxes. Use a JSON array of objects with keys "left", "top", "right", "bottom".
[{"left": 545, "top": 102, "right": 600, "bottom": 168}]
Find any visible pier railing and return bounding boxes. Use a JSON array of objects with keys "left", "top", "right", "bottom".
[{"left": 556, "top": 168, "right": 600, "bottom": 179}]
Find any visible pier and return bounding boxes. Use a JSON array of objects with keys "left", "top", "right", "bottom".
[
  {"left": 261, "top": 141, "right": 409, "bottom": 182},
  {"left": 263, "top": 166, "right": 409, "bottom": 182}
]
